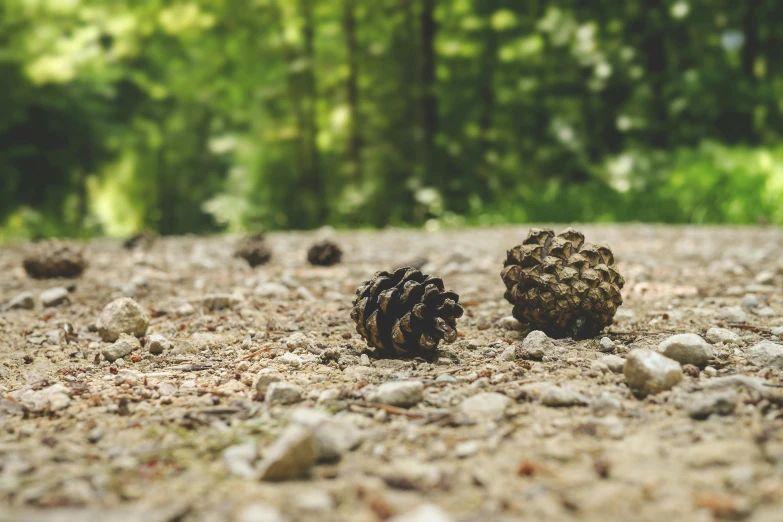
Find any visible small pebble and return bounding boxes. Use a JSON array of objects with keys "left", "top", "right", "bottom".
[
  {"left": 715, "top": 306, "right": 747, "bottom": 323},
  {"left": 459, "top": 392, "right": 511, "bottom": 421},
  {"left": 435, "top": 373, "right": 457, "bottom": 383},
  {"left": 498, "top": 344, "right": 516, "bottom": 361},
  {"left": 286, "top": 332, "right": 310, "bottom": 352},
  {"left": 255, "top": 369, "right": 283, "bottom": 394},
  {"left": 771, "top": 325, "right": 783, "bottom": 336},
  {"left": 235, "top": 503, "right": 287, "bottom": 522},
  {"left": 368, "top": 381, "right": 424, "bottom": 408},
  {"left": 519, "top": 330, "right": 555, "bottom": 360},
  {"left": 599, "top": 337, "right": 615, "bottom": 353},
  {"left": 658, "top": 333, "right": 713, "bottom": 367},
  {"left": 96, "top": 297, "right": 149, "bottom": 342},
  {"left": 599, "top": 354, "right": 625, "bottom": 374},
  {"left": 624, "top": 349, "right": 683, "bottom": 395},
  {"left": 257, "top": 426, "right": 317, "bottom": 481},
  {"left": 278, "top": 352, "right": 303, "bottom": 368},
  {"left": 705, "top": 327, "right": 741, "bottom": 346},
  {"left": 741, "top": 293, "right": 760, "bottom": 308},
  {"left": 746, "top": 341, "right": 783, "bottom": 369},
  {"left": 40, "top": 287, "right": 70, "bottom": 307},
  {"left": 687, "top": 390, "right": 738, "bottom": 420},
  {"left": 389, "top": 504, "right": 454, "bottom": 522},
  {"left": 4, "top": 291, "right": 35, "bottom": 311},
  {"left": 265, "top": 382, "right": 304, "bottom": 403},
  {"left": 102, "top": 334, "right": 141, "bottom": 363},
  {"left": 756, "top": 306, "right": 775, "bottom": 318},
  {"left": 704, "top": 366, "right": 718, "bottom": 377},
  {"left": 540, "top": 384, "right": 589, "bottom": 407},
  {"left": 147, "top": 334, "right": 171, "bottom": 354}
]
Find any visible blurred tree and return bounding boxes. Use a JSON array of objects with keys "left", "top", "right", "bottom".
[{"left": 2, "top": 0, "right": 783, "bottom": 240}]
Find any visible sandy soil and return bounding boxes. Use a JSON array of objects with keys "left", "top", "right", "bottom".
[{"left": 1, "top": 225, "right": 783, "bottom": 522}]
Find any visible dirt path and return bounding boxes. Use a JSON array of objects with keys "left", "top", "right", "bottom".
[{"left": 1, "top": 225, "right": 783, "bottom": 522}]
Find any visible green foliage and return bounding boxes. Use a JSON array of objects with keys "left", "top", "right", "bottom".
[{"left": 1, "top": 0, "right": 782, "bottom": 241}]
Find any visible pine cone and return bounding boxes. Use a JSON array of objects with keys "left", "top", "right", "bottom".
[
  {"left": 351, "top": 267, "right": 464, "bottom": 358},
  {"left": 501, "top": 227, "right": 624, "bottom": 339},
  {"left": 234, "top": 232, "right": 271, "bottom": 267},
  {"left": 23, "top": 241, "right": 87, "bottom": 279},
  {"left": 307, "top": 240, "right": 342, "bottom": 266},
  {"left": 123, "top": 230, "right": 157, "bottom": 250}
]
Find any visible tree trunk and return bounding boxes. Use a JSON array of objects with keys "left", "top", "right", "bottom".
[
  {"left": 740, "top": 0, "right": 759, "bottom": 141},
  {"left": 343, "top": 0, "right": 361, "bottom": 182},
  {"left": 300, "top": 0, "right": 325, "bottom": 224},
  {"left": 418, "top": 0, "right": 439, "bottom": 186}
]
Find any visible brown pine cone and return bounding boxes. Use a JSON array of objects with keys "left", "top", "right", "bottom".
[
  {"left": 351, "top": 267, "right": 464, "bottom": 358},
  {"left": 307, "top": 240, "right": 343, "bottom": 266},
  {"left": 234, "top": 232, "right": 272, "bottom": 267},
  {"left": 501, "top": 227, "right": 624, "bottom": 339}
]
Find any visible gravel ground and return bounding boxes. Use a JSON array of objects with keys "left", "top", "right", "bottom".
[{"left": 2, "top": 225, "right": 783, "bottom": 522}]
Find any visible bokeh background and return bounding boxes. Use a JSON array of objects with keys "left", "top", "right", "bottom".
[{"left": 2, "top": 0, "right": 783, "bottom": 240}]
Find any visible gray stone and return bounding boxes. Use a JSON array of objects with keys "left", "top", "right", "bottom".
[
  {"left": 257, "top": 425, "right": 318, "bottom": 481},
  {"left": 520, "top": 330, "right": 556, "bottom": 360},
  {"left": 498, "top": 344, "right": 516, "bottom": 361},
  {"left": 624, "top": 349, "right": 683, "bottom": 395},
  {"left": 254, "top": 282, "right": 289, "bottom": 299},
  {"left": 540, "top": 384, "right": 589, "bottom": 407},
  {"left": 223, "top": 441, "right": 258, "bottom": 479},
  {"left": 599, "top": 337, "right": 615, "bottom": 352},
  {"left": 755, "top": 271, "right": 775, "bottom": 285},
  {"left": 747, "top": 341, "right": 783, "bottom": 369},
  {"left": 294, "top": 490, "right": 334, "bottom": 513},
  {"left": 235, "top": 502, "right": 287, "bottom": 522},
  {"left": 147, "top": 334, "right": 171, "bottom": 354},
  {"left": 278, "top": 352, "right": 302, "bottom": 368},
  {"left": 756, "top": 306, "right": 776, "bottom": 318},
  {"left": 687, "top": 390, "right": 738, "bottom": 420},
  {"left": 285, "top": 332, "right": 310, "bottom": 352},
  {"left": 705, "top": 327, "right": 741, "bottom": 345},
  {"left": 40, "top": 287, "right": 70, "bottom": 307},
  {"left": 658, "top": 334, "right": 713, "bottom": 367},
  {"left": 175, "top": 302, "right": 196, "bottom": 316},
  {"left": 716, "top": 306, "right": 747, "bottom": 323},
  {"left": 254, "top": 369, "right": 283, "bottom": 394},
  {"left": 115, "top": 369, "right": 142, "bottom": 386},
  {"left": 16, "top": 383, "right": 71, "bottom": 412},
  {"left": 435, "top": 373, "right": 457, "bottom": 383},
  {"left": 600, "top": 354, "right": 626, "bottom": 374},
  {"left": 265, "top": 382, "right": 303, "bottom": 403},
  {"left": 389, "top": 505, "right": 454, "bottom": 522},
  {"left": 102, "top": 334, "right": 141, "bottom": 363},
  {"left": 741, "top": 293, "right": 760, "bottom": 308},
  {"left": 368, "top": 380, "right": 423, "bottom": 407},
  {"left": 290, "top": 408, "right": 362, "bottom": 462},
  {"left": 771, "top": 325, "right": 783, "bottom": 336},
  {"left": 459, "top": 392, "right": 511, "bottom": 421},
  {"left": 198, "top": 293, "right": 242, "bottom": 311},
  {"left": 96, "top": 297, "right": 149, "bottom": 342},
  {"left": 4, "top": 292, "right": 35, "bottom": 311}
]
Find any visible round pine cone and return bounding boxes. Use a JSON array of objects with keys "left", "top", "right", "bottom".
[
  {"left": 501, "top": 227, "right": 624, "bottom": 339},
  {"left": 351, "top": 267, "right": 464, "bottom": 358},
  {"left": 23, "top": 241, "right": 87, "bottom": 279},
  {"left": 307, "top": 240, "right": 342, "bottom": 266},
  {"left": 123, "top": 230, "right": 157, "bottom": 250},
  {"left": 234, "top": 232, "right": 271, "bottom": 267}
]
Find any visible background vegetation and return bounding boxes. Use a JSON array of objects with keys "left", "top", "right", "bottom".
[{"left": 2, "top": 0, "right": 783, "bottom": 240}]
